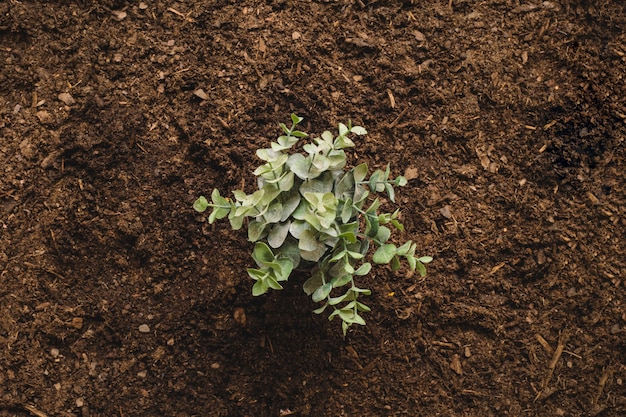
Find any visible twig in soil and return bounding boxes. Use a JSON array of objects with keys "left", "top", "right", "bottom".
[
  {"left": 591, "top": 368, "right": 611, "bottom": 409},
  {"left": 535, "top": 331, "right": 568, "bottom": 401},
  {"left": 387, "top": 106, "right": 410, "bottom": 129},
  {"left": 23, "top": 405, "right": 48, "bottom": 417}
]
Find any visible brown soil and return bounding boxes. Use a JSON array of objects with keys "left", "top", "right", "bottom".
[{"left": 1, "top": 1, "right": 625, "bottom": 416}]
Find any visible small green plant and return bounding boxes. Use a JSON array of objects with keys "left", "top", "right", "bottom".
[{"left": 194, "top": 114, "right": 432, "bottom": 334}]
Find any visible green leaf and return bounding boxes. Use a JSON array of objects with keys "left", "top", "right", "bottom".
[
  {"left": 353, "top": 163, "right": 368, "bottom": 183},
  {"left": 262, "top": 202, "right": 282, "bottom": 224},
  {"left": 266, "top": 275, "right": 283, "bottom": 290},
  {"left": 312, "top": 282, "right": 333, "bottom": 303},
  {"left": 350, "top": 287, "right": 371, "bottom": 295},
  {"left": 418, "top": 256, "right": 433, "bottom": 264},
  {"left": 248, "top": 220, "right": 266, "bottom": 242},
  {"left": 368, "top": 171, "right": 380, "bottom": 192},
  {"left": 193, "top": 196, "right": 209, "bottom": 213},
  {"left": 300, "top": 243, "right": 327, "bottom": 262},
  {"left": 211, "top": 188, "right": 229, "bottom": 205},
  {"left": 247, "top": 268, "right": 267, "bottom": 281},
  {"left": 277, "top": 171, "right": 295, "bottom": 192},
  {"left": 339, "top": 199, "right": 354, "bottom": 224},
  {"left": 335, "top": 173, "right": 355, "bottom": 199},
  {"left": 355, "top": 301, "right": 371, "bottom": 312},
  {"left": 391, "top": 256, "right": 401, "bottom": 271},
  {"left": 298, "top": 229, "right": 318, "bottom": 251},
  {"left": 350, "top": 125, "right": 367, "bottom": 135},
  {"left": 303, "top": 272, "right": 324, "bottom": 296},
  {"left": 252, "top": 242, "right": 275, "bottom": 265},
  {"left": 384, "top": 182, "right": 396, "bottom": 202},
  {"left": 338, "top": 123, "right": 349, "bottom": 137},
  {"left": 407, "top": 255, "right": 417, "bottom": 270},
  {"left": 280, "top": 191, "right": 301, "bottom": 221},
  {"left": 396, "top": 241, "right": 413, "bottom": 256},
  {"left": 332, "top": 274, "right": 353, "bottom": 288},
  {"left": 416, "top": 261, "right": 427, "bottom": 277},
  {"left": 256, "top": 148, "right": 280, "bottom": 162},
  {"left": 364, "top": 213, "right": 379, "bottom": 238},
  {"left": 395, "top": 175, "right": 408, "bottom": 187},
  {"left": 328, "top": 292, "right": 350, "bottom": 306},
  {"left": 267, "top": 221, "right": 291, "bottom": 248},
  {"left": 390, "top": 219, "right": 404, "bottom": 232},
  {"left": 375, "top": 226, "right": 391, "bottom": 244},
  {"left": 288, "top": 153, "right": 312, "bottom": 180},
  {"left": 252, "top": 280, "right": 268, "bottom": 296},
  {"left": 291, "top": 113, "right": 303, "bottom": 126},
  {"left": 373, "top": 244, "right": 397, "bottom": 264},
  {"left": 354, "top": 262, "right": 371, "bottom": 276},
  {"left": 312, "top": 303, "right": 329, "bottom": 314}
]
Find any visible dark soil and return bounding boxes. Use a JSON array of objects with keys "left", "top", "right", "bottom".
[{"left": 1, "top": 1, "right": 625, "bottom": 416}]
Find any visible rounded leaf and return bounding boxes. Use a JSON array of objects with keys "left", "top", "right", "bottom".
[{"left": 372, "top": 244, "right": 397, "bottom": 264}]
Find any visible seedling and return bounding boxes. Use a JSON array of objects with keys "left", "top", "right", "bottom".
[{"left": 194, "top": 114, "right": 432, "bottom": 334}]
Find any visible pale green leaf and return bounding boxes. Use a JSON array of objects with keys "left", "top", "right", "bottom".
[
  {"left": 312, "top": 282, "right": 333, "bottom": 303},
  {"left": 350, "top": 125, "right": 367, "bottom": 135},
  {"left": 267, "top": 221, "right": 291, "bottom": 248},
  {"left": 354, "top": 262, "right": 371, "bottom": 276},
  {"left": 372, "top": 244, "right": 397, "bottom": 264},
  {"left": 193, "top": 196, "right": 209, "bottom": 213}
]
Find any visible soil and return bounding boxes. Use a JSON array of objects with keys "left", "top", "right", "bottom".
[{"left": 1, "top": 1, "right": 625, "bottom": 416}]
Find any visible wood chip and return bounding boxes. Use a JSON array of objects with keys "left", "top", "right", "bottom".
[
  {"left": 387, "top": 90, "right": 396, "bottom": 108},
  {"left": 233, "top": 307, "right": 246, "bottom": 326},
  {"left": 111, "top": 10, "right": 127, "bottom": 21},
  {"left": 450, "top": 354, "right": 463, "bottom": 375},
  {"left": 413, "top": 30, "right": 426, "bottom": 42},
  {"left": 58, "top": 92, "right": 75, "bottom": 105},
  {"left": 194, "top": 89, "right": 208, "bottom": 100},
  {"left": 404, "top": 167, "right": 419, "bottom": 180}
]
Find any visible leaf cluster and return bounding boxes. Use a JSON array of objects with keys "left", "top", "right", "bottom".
[{"left": 194, "top": 114, "right": 432, "bottom": 334}]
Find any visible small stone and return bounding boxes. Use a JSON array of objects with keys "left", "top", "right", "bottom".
[
  {"left": 138, "top": 324, "right": 150, "bottom": 333},
  {"left": 413, "top": 30, "right": 426, "bottom": 42},
  {"left": 54, "top": 383, "right": 61, "bottom": 391},
  {"left": 292, "top": 31, "right": 301, "bottom": 40},
  {"left": 58, "top": 92, "right": 75, "bottom": 105},
  {"left": 76, "top": 397, "right": 84, "bottom": 407},
  {"left": 194, "top": 89, "right": 208, "bottom": 100},
  {"left": 210, "top": 362, "right": 220, "bottom": 369},
  {"left": 36, "top": 110, "right": 53, "bottom": 124},
  {"left": 137, "top": 370, "right": 147, "bottom": 378},
  {"left": 50, "top": 348, "right": 60, "bottom": 358},
  {"left": 139, "top": 2, "right": 148, "bottom": 9},
  {"left": 167, "top": 338, "right": 175, "bottom": 346},
  {"left": 440, "top": 205, "right": 452, "bottom": 219}
]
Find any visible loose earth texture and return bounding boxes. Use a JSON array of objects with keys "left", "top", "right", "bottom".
[{"left": 1, "top": 1, "right": 625, "bottom": 416}]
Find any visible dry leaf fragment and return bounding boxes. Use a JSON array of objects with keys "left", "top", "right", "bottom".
[{"left": 292, "top": 31, "right": 301, "bottom": 40}]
